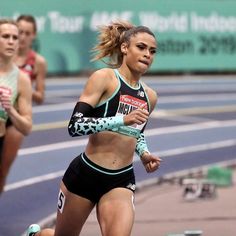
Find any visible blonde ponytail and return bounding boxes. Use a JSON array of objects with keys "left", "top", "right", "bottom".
[{"left": 91, "top": 20, "right": 134, "bottom": 68}]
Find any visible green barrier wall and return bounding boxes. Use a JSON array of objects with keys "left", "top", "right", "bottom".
[{"left": 1, "top": 0, "right": 236, "bottom": 74}]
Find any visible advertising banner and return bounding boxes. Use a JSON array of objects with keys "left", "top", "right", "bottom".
[{"left": 1, "top": 0, "right": 236, "bottom": 74}]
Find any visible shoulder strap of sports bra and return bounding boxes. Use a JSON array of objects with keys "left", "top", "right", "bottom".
[{"left": 114, "top": 69, "right": 121, "bottom": 80}]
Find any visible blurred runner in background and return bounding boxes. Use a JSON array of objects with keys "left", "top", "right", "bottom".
[
  {"left": 0, "top": 15, "right": 47, "bottom": 194},
  {"left": 0, "top": 19, "right": 32, "bottom": 194}
]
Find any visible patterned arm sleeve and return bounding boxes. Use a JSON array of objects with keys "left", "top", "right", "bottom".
[
  {"left": 68, "top": 111, "right": 124, "bottom": 137},
  {"left": 135, "top": 132, "right": 150, "bottom": 158}
]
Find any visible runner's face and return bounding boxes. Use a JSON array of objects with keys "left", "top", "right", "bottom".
[
  {"left": 123, "top": 32, "right": 157, "bottom": 74},
  {"left": 17, "top": 20, "right": 36, "bottom": 50},
  {"left": 0, "top": 23, "right": 19, "bottom": 59}
]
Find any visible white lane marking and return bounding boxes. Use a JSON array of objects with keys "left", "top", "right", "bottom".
[
  {"left": 10, "top": 120, "right": 236, "bottom": 191},
  {"left": 22, "top": 119, "right": 236, "bottom": 156},
  {"left": 5, "top": 171, "right": 64, "bottom": 191},
  {"left": 34, "top": 94, "right": 236, "bottom": 114},
  {"left": 33, "top": 121, "right": 68, "bottom": 131},
  {"left": 158, "top": 114, "right": 213, "bottom": 123},
  {"left": 32, "top": 105, "right": 236, "bottom": 131},
  {"left": 45, "top": 89, "right": 82, "bottom": 97},
  {"left": 159, "top": 94, "right": 236, "bottom": 103},
  {"left": 31, "top": 103, "right": 236, "bottom": 131},
  {"left": 153, "top": 139, "right": 236, "bottom": 157},
  {"left": 145, "top": 119, "right": 236, "bottom": 136},
  {"left": 153, "top": 105, "right": 236, "bottom": 117},
  {"left": 33, "top": 102, "right": 74, "bottom": 113},
  {"left": 19, "top": 139, "right": 88, "bottom": 155},
  {"left": 7, "top": 139, "right": 236, "bottom": 192}
]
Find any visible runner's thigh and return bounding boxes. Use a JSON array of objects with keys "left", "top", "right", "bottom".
[
  {"left": 54, "top": 182, "right": 95, "bottom": 236},
  {"left": 97, "top": 188, "right": 135, "bottom": 236}
]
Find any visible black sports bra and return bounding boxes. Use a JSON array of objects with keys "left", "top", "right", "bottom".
[{"left": 91, "top": 69, "right": 150, "bottom": 137}]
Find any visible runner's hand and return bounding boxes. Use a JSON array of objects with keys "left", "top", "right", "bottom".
[
  {"left": 123, "top": 108, "right": 149, "bottom": 126},
  {"left": 141, "top": 152, "right": 162, "bottom": 173}
]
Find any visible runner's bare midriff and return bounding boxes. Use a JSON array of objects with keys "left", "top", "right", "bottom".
[{"left": 85, "top": 131, "right": 136, "bottom": 169}]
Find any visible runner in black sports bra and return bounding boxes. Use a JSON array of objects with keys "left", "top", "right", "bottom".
[
  {"left": 25, "top": 21, "right": 161, "bottom": 236},
  {"left": 91, "top": 69, "right": 150, "bottom": 137}
]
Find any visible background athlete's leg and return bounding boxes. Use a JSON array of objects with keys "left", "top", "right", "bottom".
[{"left": 0, "top": 126, "right": 23, "bottom": 193}]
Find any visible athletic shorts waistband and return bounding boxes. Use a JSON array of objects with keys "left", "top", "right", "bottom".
[{"left": 81, "top": 152, "right": 133, "bottom": 175}]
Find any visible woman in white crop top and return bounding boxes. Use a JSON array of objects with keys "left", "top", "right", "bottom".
[{"left": 0, "top": 19, "right": 32, "bottom": 194}]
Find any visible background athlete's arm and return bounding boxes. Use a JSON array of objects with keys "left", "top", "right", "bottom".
[{"left": 3, "top": 71, "right": 32, "bottom": 135}]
